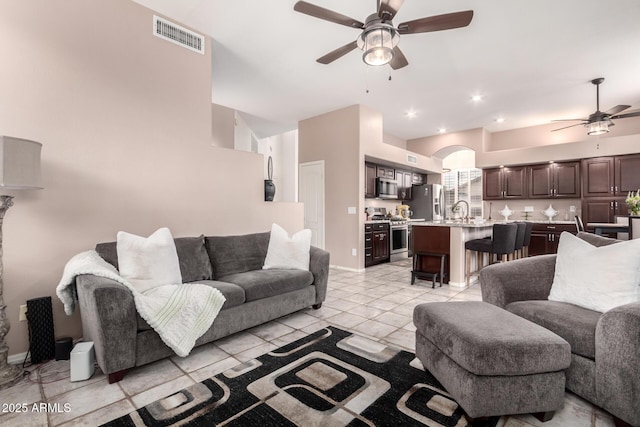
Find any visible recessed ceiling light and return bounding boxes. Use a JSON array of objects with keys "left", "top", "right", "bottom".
[
  {"left": 495, "top": 117, "right": 505, "bottom": 123},
  {"left": 471, "top": 95, "right": 482, "bottom": 102},
  {"left": 438, "top": 128, "right": 446, "bottom": 134},
  {"left": 406, "top": 110, "right": 417, "bottom": 119}
]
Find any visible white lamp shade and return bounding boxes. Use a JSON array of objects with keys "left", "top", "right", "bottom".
[{"left": 0, "top": 136, "right": 43, "bottom": 189}]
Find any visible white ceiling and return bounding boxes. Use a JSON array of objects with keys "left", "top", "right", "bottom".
[{"left": 133, "top": 0, "right": 640, "bottom": 140}]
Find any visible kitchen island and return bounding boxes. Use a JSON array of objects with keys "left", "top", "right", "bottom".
[{"left": 412, "top": 221, "right": 494, "bottom": 288}]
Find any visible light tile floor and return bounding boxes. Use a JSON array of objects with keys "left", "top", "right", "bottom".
[{"left": 0, "top": 262, "right": 615, "bottom": 427}]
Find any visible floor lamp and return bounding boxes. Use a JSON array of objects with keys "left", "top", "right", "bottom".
[{"left": 0, "top": 136, "right": 42, "bottom": 389}]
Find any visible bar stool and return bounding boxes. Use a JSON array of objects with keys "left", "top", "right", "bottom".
[
  {"left": 513, "top": 222, "right": 526, "bottom": 259},
  {"left": 522, "top": 222, "right": 533, "bottom": 257},
  {"left": 465, "top": 223, "right": 518, "bottom": 286}
]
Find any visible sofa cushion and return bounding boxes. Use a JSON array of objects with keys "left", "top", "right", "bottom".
[
  {"left": 96, "top": 235, "right": 213, "bottom": 283},
  {"left": 205, "top": 232, "right": 270, "bottom": 278},
  {"left": 135, "top": 280, "right": 245, "bottom": 331},
  {"left": 576, "top": 231, "right": 621, "bottom": 247},
  {"left": 506, "top": 300, "right": 600, "bottom": 360},
  {"left": 219, "top": 269, "right": 314, "bottom": 302},
  {"left": 174, "top": 236, "right": 213, "bottom": 282}
]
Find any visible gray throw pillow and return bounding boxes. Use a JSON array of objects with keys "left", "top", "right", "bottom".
[{"left": 576, "top": 231, "right": 621, "bottom": 247}]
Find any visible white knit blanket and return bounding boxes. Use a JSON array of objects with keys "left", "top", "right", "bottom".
[{"left": 56, "top": 250, "right": 226, "bottom": 357}]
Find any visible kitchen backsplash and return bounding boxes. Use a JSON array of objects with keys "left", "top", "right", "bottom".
[
  {"left": 367, "top": 198, "right": 584, "bottom": 222},
  {"left": 365, "top": 199, "right": 405, "bottom": 217},
  {"left": 483, "top": 199, "right": 582, "bottom": 222}
]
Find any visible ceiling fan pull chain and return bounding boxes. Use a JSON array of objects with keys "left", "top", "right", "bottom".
[{"left": 365, "top": 65, "right": 370, "bottom": 94}]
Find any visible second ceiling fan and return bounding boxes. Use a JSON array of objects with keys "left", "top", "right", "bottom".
[{"left": 293, "top": 0, "right": 474, "bottom": 70}]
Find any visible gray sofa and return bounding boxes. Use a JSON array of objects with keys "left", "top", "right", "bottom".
[
  {"left": 76, "top": 231, "right": 330, "bottom": 383},
  {"left": 480, "top": 232, "right": 640, "bottom": 426}
]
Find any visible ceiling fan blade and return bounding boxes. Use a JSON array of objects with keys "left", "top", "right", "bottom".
[
  {"left": 294, "top": 1, "right": 364, "bottom": 29},
  {"left": 316, "top": 40, "right": 358, "bottom": 64},
  {"left": 551, "top": 118, "right": 588, "bottom": 122},
  {"left": 389, "top": 46, "right": 409, "bottom": 70},
  {"left": 611, "top": 109, "right": 640, "bottom": 119},
  {"left": 551, "top": 123, "right": 586, "bottom": 132},
  {"left": 398, "top": 10, "right": 473, "bottom": 35},
  {"left": 604, "top": 105, "right": 631, "bottom": 116},
  {"left": 378, "top": 0, "right": 404, "bottom": 21}
]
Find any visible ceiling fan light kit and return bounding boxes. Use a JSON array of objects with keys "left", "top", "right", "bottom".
[
  {"left": 356, "top": 15, "right": 400, "bottom": 66},
  {"left": 586, "top": 119, "right": 611, "bottom": 136}
]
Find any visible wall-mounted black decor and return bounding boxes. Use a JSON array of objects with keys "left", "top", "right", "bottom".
[{"left": 264, "top": 155, "right": 276, "bottom": 201}]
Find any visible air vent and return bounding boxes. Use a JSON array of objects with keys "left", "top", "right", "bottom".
[
  {"left": 407, "top": 154, "right": 418, "bottom": 164},
  {"left": 153, "top": 16, "right": 205, "bottom": 55}
]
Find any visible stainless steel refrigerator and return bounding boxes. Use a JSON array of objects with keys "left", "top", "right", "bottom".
[{"left": 410, "top": 184, "right": 444, "bottom": 221}]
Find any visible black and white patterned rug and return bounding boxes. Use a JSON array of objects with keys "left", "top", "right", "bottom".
[{"left": 102, "top": 326, "right": 498, "bottom": 426}]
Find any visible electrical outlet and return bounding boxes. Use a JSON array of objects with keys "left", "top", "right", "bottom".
[
  {"left": 18, "top": 304, "right": 27, "bottom": 322},
  {"left": 351, "top": 248, "right": 357, "bottom": 256},
  {"left": 570, "top": 205, "right": 576, "bottom": 212},
  {"left": 347, "top": 207, "right": 356, "bottom": 215}
]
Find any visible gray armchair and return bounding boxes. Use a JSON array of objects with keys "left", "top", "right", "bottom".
[{"left": 480, "top": 238, "right": 640, "bottom": 427}]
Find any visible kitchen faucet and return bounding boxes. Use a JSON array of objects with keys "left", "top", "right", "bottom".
[{"left": 452, "top": 200, "right": 470, "bottom": 223}]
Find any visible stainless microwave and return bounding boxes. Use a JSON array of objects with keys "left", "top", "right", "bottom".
[{"left": 376, "top": 177, "right": 398, "bottom": 199}]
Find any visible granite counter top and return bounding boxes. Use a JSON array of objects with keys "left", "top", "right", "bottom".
[{"left": 411, "top": 219, "right": 576, "bottom": 228}]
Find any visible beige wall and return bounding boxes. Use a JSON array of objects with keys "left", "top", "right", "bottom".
[
  {"left": 407, "top": 118, "right": 640, "bottom": 168},
  {"left": 407, "top": 128, "right": 484, "bottom": 159},
  {"left": 382, "top": 133, "right": 407, "bottom": 150},
  {"left": 487, "top": 116, "right": 640, "bottom": 152},
  {"left": 0, "top": 0, "right": 302, "bottom": 356},
  {"left": 212, "top": 103, "right": 235, "bottom": 149},
  {"left": 299, "top": 106, "right": 362, "bottom": 270},
  {"left": 364, "top": 120, "right": 442, "bottom": 174}
]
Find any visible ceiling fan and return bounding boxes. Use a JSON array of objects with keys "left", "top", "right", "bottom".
[
  {"left": 552, "top": 78, "right": 640, "bottom": 135},
  {"left": 293, "top": 0, "right": 473, "bottom": 70}
]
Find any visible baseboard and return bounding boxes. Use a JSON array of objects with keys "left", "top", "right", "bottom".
[
  {"left": 330, "top": 264, "right": 365, "bottom": 273},
  {"left": 8, "top": 351, "right": 29, "bottom": 365}
]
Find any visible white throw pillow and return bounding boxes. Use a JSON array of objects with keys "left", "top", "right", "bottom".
[
  {"left": 117, "top": 227, "right": 182, "bottom": 293},
  {"left": 548, "top": 232, "right": 640, "bottom": 312},
  {"left": 263, "top": 223, "right": 312, "bottom": 270}
]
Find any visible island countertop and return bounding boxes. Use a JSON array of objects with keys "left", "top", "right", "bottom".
[{"left": 411, "top": 220, "right": 575, "bottom": 228}]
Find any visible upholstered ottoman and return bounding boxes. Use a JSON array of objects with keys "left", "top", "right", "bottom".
[{"left": 413, "top": 301, "right": 571, "bottom": 420}]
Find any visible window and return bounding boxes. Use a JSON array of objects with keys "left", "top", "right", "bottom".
[{"left": 443, "top": 169, "right": 483, "bottom": 219}]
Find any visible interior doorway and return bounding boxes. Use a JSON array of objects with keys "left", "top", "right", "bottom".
[{"left": 299, "top": 161, "right": 325, "bottom": 249}]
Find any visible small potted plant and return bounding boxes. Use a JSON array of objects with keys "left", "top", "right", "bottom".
[{"left": 626, "top": 190, "right": 640, "bottom": 215}]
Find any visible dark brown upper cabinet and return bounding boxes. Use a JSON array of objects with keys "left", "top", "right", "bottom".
[
  {"left": 376, "top": 165, "right": 395, "bottom": 179},
  {"left": 582, "top": 154, "right": 640, "bottom": 197},
  {"left": 527, "top": 161, "right": 580, "bottom": 198},
  {"left": 582, "top": 157, "right": 614, "bottom": 197},
  {"left": 396, "top": 170, "right": 414, "bottom": 201},
  {"left": 365, "top": 163, "right": 377, "bottom": 198},
  {"left": 615, "top": 154, "right": 640, "bottom": 194},
  {"left": 483, "top": 166, "right": 526, "bottom": 200}
]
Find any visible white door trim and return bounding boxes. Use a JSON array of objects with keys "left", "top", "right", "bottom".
[{"left": 299, "top": 160, "right": 325, "bottom": 250}]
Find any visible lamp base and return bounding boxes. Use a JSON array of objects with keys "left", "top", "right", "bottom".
[{"left": 0, "top": 347, "right": 23, "bottom": 389}]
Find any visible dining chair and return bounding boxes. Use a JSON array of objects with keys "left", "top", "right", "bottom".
[{"left": 630, "top": 216, "right": 640, "bottom": 240}]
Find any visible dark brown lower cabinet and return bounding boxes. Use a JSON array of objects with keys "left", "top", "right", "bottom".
[
  {"left": 365, "top": 223, "right": 389, "bottom": 267},
  {"left": 528, "top": 223, "right": 577, "bottom": 256},
  {"left": 582, "top": 198, "right": 627, "bottom": 225}
]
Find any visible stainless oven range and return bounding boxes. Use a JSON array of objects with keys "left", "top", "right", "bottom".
[{"left": 390, "top": 220, "right": 408, "bottom": 261}]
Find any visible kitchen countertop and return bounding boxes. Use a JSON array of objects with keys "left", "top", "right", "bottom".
[
  {"left": 366, "top": 219, "right": 576, "bottom": 226},
  {"left": 411, "top": 219, "right": 576, "bottom": 228}
]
